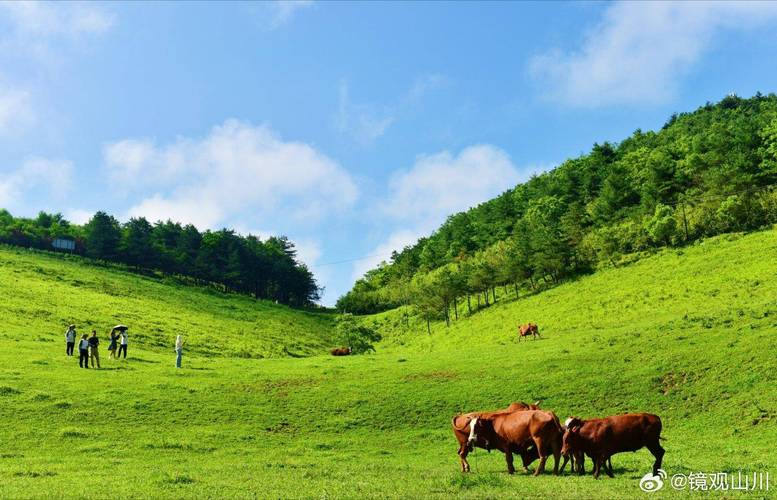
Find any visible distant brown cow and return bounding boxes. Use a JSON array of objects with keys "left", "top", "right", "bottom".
[
  {"left": 466, "top": 410, "right": 563, "bottom": 476},
  {"left": 330, "top": 347, "right": 351, "bottom": 356},
  {"left": 518, "top": 323, "right": 540, "bottom": 341},
  {"left": 561, "top": 413, "right": 664, "bottom": 479},
  {"left": 452, "top": 402, "right": 540, "bottom": 473}
]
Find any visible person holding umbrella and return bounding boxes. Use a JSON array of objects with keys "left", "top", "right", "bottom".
[{"left": 115, "top": 325, "right": 129, "bottom": 359}]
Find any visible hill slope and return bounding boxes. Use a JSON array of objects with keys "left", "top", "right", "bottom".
[
  {"left": 0, "top": 229, "right": 775, "bottom": 498},
  {"left": 0, "top": 246, "right": 337, "bottom": 358}
]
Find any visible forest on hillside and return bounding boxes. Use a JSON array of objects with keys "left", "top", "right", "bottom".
[
  {"left": 0, "top": 210, "right": 320, "bottom": 306},
  {"left": 338, "top": 93, "right": 777, "bottom": 319}
]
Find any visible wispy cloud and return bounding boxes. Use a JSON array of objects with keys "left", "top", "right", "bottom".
[
  {"left": 335, "top": 74, "right": 446, "bottom": 145},
  {"left": 0, "top": 1, "right": 115, "bottom": 137},
  {"left": 265, "top": 0, "right": 314, "bottom": 30},
  {"left": 529, "top": 1, "right": 777, "bottom": 107}
]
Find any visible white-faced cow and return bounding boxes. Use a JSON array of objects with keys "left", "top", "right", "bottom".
[{"left": 466, "top": 409, "right": 563, "bottom": 476}]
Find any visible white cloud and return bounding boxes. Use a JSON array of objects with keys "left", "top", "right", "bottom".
[
  {"left": 0, "top": 156, "right": 73, "bottom": 212},
  {"left": 267, "top": 0, "right": 314, "bottom": 29},
  {"left": 529, "top": 1, "right": 777, "bottom": 107},
  {"left": 352, "top": 144, "right": 535, "bottom": 281},
  {"left": 104, "top": 119, "right": 358, "bottom": 230},
  {"left": 383, "top": 145, "right": 523, "bottom": 227},
  {"left": 351, "top": 229, "right": 420, "bottom": 282},
  {"left": 64, "top": 208, "right": 93, "bottom": 225}
]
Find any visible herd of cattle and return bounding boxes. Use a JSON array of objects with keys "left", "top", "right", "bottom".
[{"left": 452, "top": 402, "right": 665, "bottom": 479}]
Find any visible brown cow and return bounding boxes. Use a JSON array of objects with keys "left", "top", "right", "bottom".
[
  {"left": 466, "top": 410, "right": 563, "bottom": 476},
  {"left": 330, "top": 347, "right": 351, "bottom": 356},
  {"left": 561, "top": 413, "right": 664, "bottom": 479},
  {"left": 518, "top": 323, "right": 540, "bottom": 341},
  {"left": 452, "top": 402, "right": 540, "bottom": 472}
]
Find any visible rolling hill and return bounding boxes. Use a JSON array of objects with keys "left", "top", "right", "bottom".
[
  {"left": 0, "top": 246, "right": 337, "bottom": 359},
  {"left": 0, "top": 228, "right": 775, "bottom": 498}
]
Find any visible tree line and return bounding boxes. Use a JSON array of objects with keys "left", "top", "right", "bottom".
[
  {"left": 0, "top": 210, "right": 321, "bottom": 306},
  {"left": 337, "top": 93, "right": 777, "bottom": 323}
]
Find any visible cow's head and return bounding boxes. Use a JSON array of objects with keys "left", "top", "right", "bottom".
[
  {"left": 466, "top": 417, "right": 494, "bottom": 451},
  {"left": 561, "top": 417, "right": 584, "bottom": 457}
]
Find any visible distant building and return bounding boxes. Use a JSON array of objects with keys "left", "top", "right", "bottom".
[{"left": 52, "top": 238, "right": 76, "bottom": 252}]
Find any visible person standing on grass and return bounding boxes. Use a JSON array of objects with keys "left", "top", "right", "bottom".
[
  {"left": 78, "top": 334, "right": 90, "bottom": 369},
  {"left": 65, "top": 325, "right": 76, "bottom": 356},
  {"left": 175, "top": 335, "right": 185, "bottom": 368},
  {"left": 107, "top": 328, "right": 118, "bottom": 359},
  {"left": 88, "top": 330, "right": 101, "bottom": 368},
  {"left": 118, "top": 330, "right": 128, "bottom": 358}
]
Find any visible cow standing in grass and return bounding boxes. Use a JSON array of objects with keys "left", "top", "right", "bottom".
[
  {"left": 465, "top": 409, "right": 563, "bottom": 476},
  {"left": 561, "top": 413, "right": 664, "bottom": 479},
  {"left": 330, "top": 347, "right": 351, "bottom": 356},
  {"left": 452, "top": 402, "right": 540, "bottom": 473},
  {"left": 518, "top": 323, "right": 540, "bottom": 341}
]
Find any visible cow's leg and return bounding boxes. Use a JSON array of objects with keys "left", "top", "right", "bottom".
[
  {"left": 552, "top": 441, "right": 561, "bottom": 475},
  {"left": 593, "top": 457, "right": 602, "bottom": 479},
  {"left": 505, "top": 451, "right": 515, "bottom": 474},
  {"left": 519, "top": 449, "right": 533, "bottom": 473},
  {"left": 647, "top": 441, "right": 665, "bottom": 476},
  {"left": 560, "top": 454, "right": 570, "bottom": 474},
  {"left": 604, "top": 455, "right": 614, "bottom": 478},
  {"left": 458, "top": 445, "right": 471, "bottom": 473},
  {"left": 577, "top": 452, "right": 585, "bottom": 474},
  {"left": 532, "top": 438, "right": 547, "bottom": 476}
]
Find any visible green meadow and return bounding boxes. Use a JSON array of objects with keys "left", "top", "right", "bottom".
[{"left": 0, "top": 229, "right": 775, "bottom": 498}]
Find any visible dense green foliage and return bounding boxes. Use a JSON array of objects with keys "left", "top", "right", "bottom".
[
  {"left": 0, "top": 210, "right": 320, "bottom": 306},
  {"left": 1, "top": 229, "right": 774, "bottom": 498},
  {"left": 0, "top": 245, "right": 337, "bottom": 358},
  {"left": 338, "top": 94, "right": 777, "bottom": 315}
]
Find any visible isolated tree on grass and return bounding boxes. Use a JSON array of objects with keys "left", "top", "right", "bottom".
[{"left": 335, "top": 314, "right": 381, "bottom": 354}]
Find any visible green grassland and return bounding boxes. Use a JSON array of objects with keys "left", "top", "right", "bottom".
[{"left": 0, "top": 229, "right": 776, "bottom": 498}]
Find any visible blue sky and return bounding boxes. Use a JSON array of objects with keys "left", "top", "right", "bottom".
[{"left": 2, "top": 1, "right": 777, "bottom": 305}]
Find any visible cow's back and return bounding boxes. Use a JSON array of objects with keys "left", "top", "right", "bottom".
[{"left": 600, "top": 413, "right": 662, "bottom": 454}]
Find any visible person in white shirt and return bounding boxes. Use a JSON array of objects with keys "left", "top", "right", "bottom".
[
  {"left": 78, "top": 334, "right": 90, "bottom": 369},
  {"left": 118, "top": 331, "right": 128, "bottom": 359},
  {"left": 175, "top": 335, "right": 185, "bottom": 368},
  {"left": 65, "top": 325, "right": 76, "bottom": 356}
]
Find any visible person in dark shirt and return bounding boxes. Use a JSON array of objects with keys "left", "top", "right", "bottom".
[
  {"left": 78, "top": 334, "right": 90, "bottom": 369},
  {"left": 88, "top": 330, "right": 100, "bottom": 369}
]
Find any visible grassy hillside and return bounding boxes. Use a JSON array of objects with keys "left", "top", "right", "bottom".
[
  {"left": 1, "top": 229, "right": 775, "bottom": 498},
  {"left": 0, "top": 246, "right": 337, "bottom": 358}
]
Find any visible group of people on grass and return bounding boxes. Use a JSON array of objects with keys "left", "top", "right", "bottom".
[
  {"left": 65, "top": 325, "right": 128, "bottom": 368},
  {"left": 65, "top": 325, "right": 185, "bottom": 368}
]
